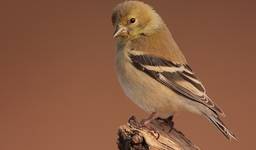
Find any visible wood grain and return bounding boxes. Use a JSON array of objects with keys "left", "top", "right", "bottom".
[{"left": 117, "top": 116, "right": 199, "bottom": 150}]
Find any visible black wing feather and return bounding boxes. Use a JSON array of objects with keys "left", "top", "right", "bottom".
[{"left": 129, "top": 53, "right": 224, "bottom": 116}]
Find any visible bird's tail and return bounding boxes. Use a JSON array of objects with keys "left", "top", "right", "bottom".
[{"left": 203, "top": 113, "right": 238, "bottom": 141}]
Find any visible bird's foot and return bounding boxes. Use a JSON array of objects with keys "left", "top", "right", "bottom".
[
  {"left": 156, "top": 115, "right": 174, "bottom": 133},
  {"left": 140, "top": 112, "right": 157, "bottom": 125},
  {"left": 140, "top": 112, "right": 160, "bottom": 139},
  {"left": 140, "top": 121, "right": 160, "bottom": 139},
  {"left": 128, "top": 113, "right": 160, "bottom": 139}
]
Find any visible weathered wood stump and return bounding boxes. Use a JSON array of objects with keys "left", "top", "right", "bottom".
[{"left": 117, "top": 116, "right": 199, "bottom": 150}]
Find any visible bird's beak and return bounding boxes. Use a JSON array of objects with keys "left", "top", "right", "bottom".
[{"left": 113, "top": 26, "right": 128, "bottom": 38}]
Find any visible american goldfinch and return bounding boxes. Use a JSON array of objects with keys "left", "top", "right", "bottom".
[{"left": 112, "top": 1, "right": 236, "bottom": 140}]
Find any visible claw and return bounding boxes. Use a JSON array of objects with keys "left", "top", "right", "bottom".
[
  {"left": 140, "top": 120, "right": 160, "bottom": 139},
  {"left": 156, "top": 115, "right": 174, "bottom": 133},
  {"left": 140, "top": 112, "right": 157, "bottom": 126}
]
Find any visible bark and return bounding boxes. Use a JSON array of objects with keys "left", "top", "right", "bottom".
[{"left": 117, "top": 116, "right": 200, "bottom": 150}]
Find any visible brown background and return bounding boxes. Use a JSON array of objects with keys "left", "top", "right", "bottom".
[{"left": 0, "top": 0, "right": 255, "bottom": 149}]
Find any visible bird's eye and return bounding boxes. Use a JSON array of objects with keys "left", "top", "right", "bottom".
[{"left": 129, "top": 18, "right": 136, "bottom": 24}]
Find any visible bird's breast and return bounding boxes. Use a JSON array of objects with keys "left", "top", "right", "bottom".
[{"left": 115, "top": 47, "right": 183, "bottom": 116}]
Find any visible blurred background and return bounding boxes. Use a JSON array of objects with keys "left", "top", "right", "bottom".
[{"left": 0, "top": 0, "right": 255, "bottom": 149}]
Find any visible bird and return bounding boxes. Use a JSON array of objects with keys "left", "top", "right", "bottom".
[{"left": 112, "top": 0, "right": 236, "bottom": 140}]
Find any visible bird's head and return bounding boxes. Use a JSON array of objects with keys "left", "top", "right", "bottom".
[{"left": 112, "top": 1, "right": 164, "bottom": 40}]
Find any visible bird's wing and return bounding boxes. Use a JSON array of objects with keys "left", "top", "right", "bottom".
[{"left": 128, "top": 50, "right": 225, "bottom": 116}]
